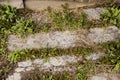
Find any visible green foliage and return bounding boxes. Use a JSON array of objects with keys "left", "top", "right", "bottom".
[
  {"left": 8, "top": 49, "right": 35, "bottom": 63},
  {"left": 1, "top": 3, "right": 120, "bottom": 79},
  {"left": 0, "top": 4, "right": 16, "bottom": 55},
  {"left": 75, "top": 63, "right": 93, "bottom": 80},
  {"left": 8, "top": 50, "right": 24, "bottom": 63},
  {"left": 114, "top": 60, "right": 120, "bottom": 70},
  {"left": 7, "top": 47, "right": 93, "bottom": 63},
  {"left": 0, "top": 62, "right": 14, "bottom": 80},
  {"left": 0, "top": 5, "right": 35, "bottom": 79},
  {"left": 99, "top": 40, "right": 120, "bottom": 70},
  {"left": 76, "top": 66, "right": 88, "bottom": 80},
  {"left": 0, "top": 20, "right": 11, "bottom": 55},
  {"left": 47, "top": 4, "right": 87, "bottom": 31},
  {"left": 11, "top": 18, "right": 33, "bottom": 35},
  {"left": 0, "top": 30, "right": 9, "bottom": 55},
  {"left": 100, "top": 7, "right": 120, "bottom": 27},
  {"left": 0, "top": 4, "right": 16, "bottom": 22},
  {"left": 0, "top": 4, "right": 34, "bottom": 55}
]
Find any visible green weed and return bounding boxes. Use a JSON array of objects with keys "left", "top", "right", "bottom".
[
  {"left": 1, "top": 3, "right": 120, "bottom": 80},
  {"left": 8, "top": 50, "right": 26, "bottom": 63},
  {"left": 46, "top": 4, "right": 88, "bottom": 31},
  {"left": 99, "top": 40, "right": 120, "bottom": 70},
  {"left": 100, "top": 6, "right": 120, "bottom": 27},
  {"left": 76, "top": 66, "right": 88, "bottom": 80},
  {"left": 114, "top": 61, "right": 120, "bottom": 70},
  {"left": 0, "top": 4, "right": 17, "bottom": 22},
  {"left": 8, "top": 47, "right": 93, "bottom": 63},
  {"left": 0, "top": 4, "right": 16, "bottom": 55},
  {"left": 8, "top": 49, "right": 36, "bottom": 63},
  {"left": 11, "top": 18, "right": 33, "bottom": 35},
  {"left": 0, "top": 4, "right": 34, "bottom": 79}
]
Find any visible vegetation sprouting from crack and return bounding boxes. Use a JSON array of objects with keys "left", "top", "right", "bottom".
[
  {"left": 100, "top": 6, "right": 120, "bottom": 28},
  {"left": 0, "top": 4, "right": 34, "bottom": 79},
  {"left": 48, "top": 4, "right": 88, "bottom": 30},
  {"left": 21, "top": 62, "right": 94, "bottom": 80},
  {"left": 98, "top": 40, "right": 120, "bottom": 70},
  {"left": 8, "top": 47, "right": 94, "bottom": 63},
  {"left": 0, "top": 2, "right": 120, "bottom": 80}
]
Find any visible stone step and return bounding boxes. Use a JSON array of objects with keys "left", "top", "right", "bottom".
[
  {"left": 0, "top": 0, "right": 24, "bottom": 9},
  {"left": 91, "top": 73, "right": 120, "bottom": 80},
  {"left": 24, "top": 0, "right": 97, "bottom": 11},
  {"left": 24, "top": 0, "right": 120, "bottom": 11},
  {"left": 8, "top": 26, "right": 120, "bottom": 51},
  {"left": 6, "top": 52, "right": 105, "bottom": 80},
  {"left": 83, "top": 7, "right": 103, "bottom": 20}
]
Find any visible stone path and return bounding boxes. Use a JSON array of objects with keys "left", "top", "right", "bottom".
[
  {"left": 0, "top": 0, "right": 24, "bottom": 9},
  {"left": 91, "top": 73, "right": 120, "bottom": 80},
  {"left": 8, "top": 26, "right": 120, "bottom": 51},
  {"left": 5, "top": 4, "right": 120, "bottom": 80},
  {"left": 25, "top": 1, "right": 96, "bottom": 11},
  {"left": 83, "top": 8, "right": 103, "bottom": 20},
  {"left": 6, "top": 52, "right": 105, "bottom": 80}
]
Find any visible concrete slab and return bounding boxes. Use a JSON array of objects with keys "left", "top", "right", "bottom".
[
  {"left": 25, "top": 0, "right": 96, "bottom": 11},
  {"left": 7, "top": 26, "right": 120, "bottom": 51},
  {"left": 0, "top": 0, "right": 24, "bottom": 9}
]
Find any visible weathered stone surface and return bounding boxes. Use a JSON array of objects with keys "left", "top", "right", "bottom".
[
  {"left": 91, "top": 75, "right": 108, "bottom": 80},
  {"left": 44, "top": 66, "right": 76, "bottom": 74},
  {"left": 25, "top": 0, "right": 96, "bottom": 11},
  {"left": 6, "top": 73, "right": 21, "bottom": 80},
  {"left": 0, "top": 0, "right": 24, "bottom": 9},
  {"left": 76, "top": 0, "right": 106, "bottom": 3},
  {"left": 6, "top": 75, "right": 14, "bottom": 80},
  {"left": 83, "top": 8, "right": 104, "bottom": 20},
  {"left": 6, "top": 53, "right": 104, "bottom": 80},
  {"left": 15, "top": 68, "right": 25, "bottom": 73},
  {"left": 8, "top": 26, "right": 120, "bottom": 51},
  {"left": 8, "top": 31, "right": 78, "bottom": 51},
  {"left": 88, "top": 26, "right": 120, "bottom": 43},
  {"left": 85, "top": 52, "right": 105, "bottom": 60},
  {"left": 33, "top": 59, "right": 43, "bottom": 65},
  {"left": 26, "top": 67, "right": 34, "bottom": 71},
  {"left": 13, "top": 73, "right": 21, "bottom": 80},
  {"left": 91, "top": 73, "right": 120, "bottom": 80},
  {"left": 18, "top": 60, "right": 32, "bottom": 68},
  {"left": 49, "top": 57, "right": 66, "bottom": 66},
  {"left": 33, "top": 55, "right": 83, "bottom": 68}
]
